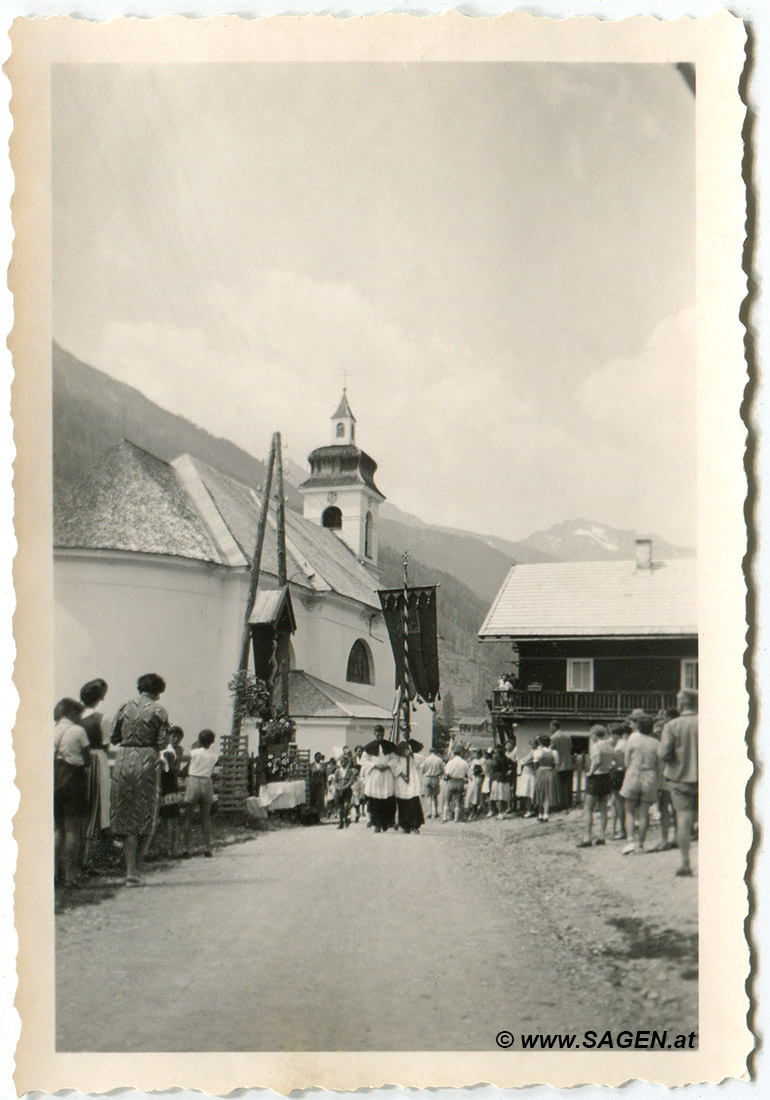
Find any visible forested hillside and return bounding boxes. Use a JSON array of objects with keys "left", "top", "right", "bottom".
[
  {"left": 53, "top": 342, "right": 303, "bottom": 509},
  {"left": 377, "top": 543, "right": 510, "bottom": 715}
]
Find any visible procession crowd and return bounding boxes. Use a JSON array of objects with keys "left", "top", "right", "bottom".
[
  {"left": 309, "top": 689, "right": 699, "bottom": 878},
  {"left": 52, "top": 670, "right": 698, "bottom": 889},
  {"left": 53, "top": 674, "right": 219, "bottom": 888}
]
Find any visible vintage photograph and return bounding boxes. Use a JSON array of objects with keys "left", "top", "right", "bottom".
[
  {"left": 50, "top": 57, "right": 699, "bottom": 1052},
  {"left": 8, "top": 12, "right": 750, "bottom": 1092}
]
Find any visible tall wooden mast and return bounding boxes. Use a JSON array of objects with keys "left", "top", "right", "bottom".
[{"left": 230, "top": 433, "right": 277, "bottom": 738}]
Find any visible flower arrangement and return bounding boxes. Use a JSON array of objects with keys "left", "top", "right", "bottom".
[
  {"left": 260, "top": 712, "right": 297, "bottom": 748},
  {"left": 228, "top": 670, "right": 272, "bottom": 723}
]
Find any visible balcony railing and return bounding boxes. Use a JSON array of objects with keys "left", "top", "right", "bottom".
[{"left": 491, "top": 689, "right": 677, "bottom": 719}]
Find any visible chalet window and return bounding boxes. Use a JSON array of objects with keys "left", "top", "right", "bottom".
[
  {"left": 322, "top": 505, "right": 342, "bottom": 529},
  {"left": 347, "top": 639, "right": 373, "bottom": 685},
  {"left": 336, "top": 422, "right": 345, "bottom": 438},
  {"left": 566, "top": 658, "right": 594, "bottom": 692},
  {"left": 681, "top": 658, "right": 698, "bottom": 690}
]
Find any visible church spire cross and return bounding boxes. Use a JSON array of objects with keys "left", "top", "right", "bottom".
[{"left": 331, "top": 386, "right": 356, "bottom": 424}]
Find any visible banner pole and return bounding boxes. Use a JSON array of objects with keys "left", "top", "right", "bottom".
[{"left": 401, "top": 551, "right": 411, "bottom": 744}]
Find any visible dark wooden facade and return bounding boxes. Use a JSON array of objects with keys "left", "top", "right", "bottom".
[{"left": 488, "top": 635, "right": 697, "bottom": 743}]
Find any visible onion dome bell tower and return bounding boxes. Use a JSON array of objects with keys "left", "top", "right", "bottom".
[{"left": 298, "top": 389, "right": 385, "bottom": 570}]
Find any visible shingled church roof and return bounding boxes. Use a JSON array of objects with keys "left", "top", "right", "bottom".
[{"left": 54, "top": 440, "right": 382, "bottom": 609}]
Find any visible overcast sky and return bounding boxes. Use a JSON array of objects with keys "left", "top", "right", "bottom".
[{"left": 52, "top": 62, "right": 695, "bottom": 546}]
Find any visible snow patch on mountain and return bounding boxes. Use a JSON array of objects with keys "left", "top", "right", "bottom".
[{"left": 573, "top": 526, "right": 619, "bottom": 552}]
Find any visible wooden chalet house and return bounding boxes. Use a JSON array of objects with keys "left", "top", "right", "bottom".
[{"left": 478, "top": 540, "right": 697, "bottom": 752}]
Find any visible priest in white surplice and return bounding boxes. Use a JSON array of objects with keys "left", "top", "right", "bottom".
[{"left": 361, "top": 724, "right": 397, "bottom": 833}]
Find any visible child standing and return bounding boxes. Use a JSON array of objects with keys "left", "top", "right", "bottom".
[
  {"left": 182, "top": 729, "right": 219, "bottom": 858},
  {"left": 465, "top": 750, "right": 485, "bottom": 817},
  {"left": 159, "top": 725, "right": 185, "bottom": 857},
  {"left": 351, "top": 766, "right": 364, "bottom": 822}
]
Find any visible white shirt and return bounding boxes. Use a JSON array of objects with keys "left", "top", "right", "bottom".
[
  {"left": 54, "top": 719, "right": 89, "bottom": 766},
  {"left": 188, "top": 746, "right": 219, "bottom": 778},
  {"left": 443, "top": 756, "right": 470, "bottom": 781}
]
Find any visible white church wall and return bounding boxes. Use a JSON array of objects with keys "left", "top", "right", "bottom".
[
  {"left": 290, "top": 590, "right": 397, "bottom": 712},
  {"left": 54, "top": 551, "right": 245, "bottom": 743},
  {"left": 55, "top": 551, "right": 399, "bottom": 751}
]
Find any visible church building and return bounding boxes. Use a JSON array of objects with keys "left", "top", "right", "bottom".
[{"left": 54, "top": 390, "right": 429, "bottom": 757}]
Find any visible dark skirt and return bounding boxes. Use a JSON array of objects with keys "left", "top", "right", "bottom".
[
  {"left": 368, "top": 795, "right": 396, "bottom": 830},
  {"left": 160, "top": 768, "right": 183, "bottom": 819},
  {"left": 54, "top": 761, "right": 89, "bottom": 821},
  {"left": 534, "top": 766, "right": 560, "bottom": 806},
  {"left": 397, "top": 796, "right": 424, "bottom": 832},
  {"left": 111, "top": 746, "right": 160, "bottom": 837}
]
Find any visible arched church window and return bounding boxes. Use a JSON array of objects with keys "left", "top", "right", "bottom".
[
  {"left": 364, "top": 511, "right": 374, "bottom": 558},
  {"left": 336, "top": 422, "right": 345, "bottom": 438},
  {"left": 347, "top": 639, "right": 373, "bottom": 685},
  {"left": 322, "top": 506, "right": 342, "bottom": 529}
]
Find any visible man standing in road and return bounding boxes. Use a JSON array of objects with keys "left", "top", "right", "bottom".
[
  {"left": 442, "top": 746, "right": 470, "bottom": 823},
  {"left": 421, "top": 744, "right": 445, "bottom": 819},
  {"left": 550, "top": 720, "right": 573, "bottom": 810},
  {"left": 659, "top": 689, "right": 698, "bottom": 877},
  {"left": 361, "top": 724, "right": 397, "bottom": 833},
  {"left": 333, "top": 748, "right": 357, "bottom": 829}
]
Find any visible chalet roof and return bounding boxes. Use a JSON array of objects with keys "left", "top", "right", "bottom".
[
  {"left": 478, "top": 558, "right": 697, "bottom": 640},
  {"left": 54, "top": 441, "right": 382, "bottom": 609},
  {"left": 288, "top": 670, "right": 391, "bottom": 720},
  {"left": 458, "top": 716, "right": 491, "bottom": 729},
  {"left": 331, "top": 389, "right": 356, "bottom": 421}
]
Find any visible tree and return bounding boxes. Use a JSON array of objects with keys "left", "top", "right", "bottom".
[
  {"left": 441, "top": 689, "right": 456, "bottom": 730},
  {"left": 431, "top": 717, "right": 451, "bottom": 755}
]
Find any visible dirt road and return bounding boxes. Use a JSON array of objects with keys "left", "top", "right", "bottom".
[{"left": 55, "top": 813, "right": 697, "bottom": 1051}]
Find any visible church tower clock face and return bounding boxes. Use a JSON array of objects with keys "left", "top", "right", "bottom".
[{"left": 327, "top": 492, "right": 338, "bottom": 504}]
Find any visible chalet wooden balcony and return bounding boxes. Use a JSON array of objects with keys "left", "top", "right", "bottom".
[{"left": 491, "top": 689, "right": 678, "bottom": 720}]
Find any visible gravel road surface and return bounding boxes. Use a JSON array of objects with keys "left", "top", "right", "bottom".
[{"left": 55, "top": 812, "right": 697, "bottom": 1051}]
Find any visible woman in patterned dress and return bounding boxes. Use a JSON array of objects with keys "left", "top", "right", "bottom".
[{"left": 110, "top": 673, "right": 170, "bottom": 886}]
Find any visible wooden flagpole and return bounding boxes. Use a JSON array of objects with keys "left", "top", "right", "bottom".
[
  {"left": 401, "top": 551, "right": 411, "bottom": 744},
  {"left": 230, "top": 434, "right": 277, "bottom": 738},
  {"left": 274, "top": 433, "right": 290, "bottom": 715}
]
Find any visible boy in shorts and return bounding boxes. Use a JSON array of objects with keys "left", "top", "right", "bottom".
[{"left": 182, "top": 729, "right": 219, "bottom": 858}]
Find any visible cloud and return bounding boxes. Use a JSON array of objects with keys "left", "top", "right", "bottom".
[
  {"left": 71, "top": 278, "right": 696, "bottom": 547},
  {"left": 577, "top": 308, "right": 697, "bottom": 440}
]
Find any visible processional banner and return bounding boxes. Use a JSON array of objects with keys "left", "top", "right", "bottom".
[{"left": 377, "top": 586, "right": 440, "bottom": 704}]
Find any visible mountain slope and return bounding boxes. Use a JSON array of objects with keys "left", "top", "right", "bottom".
[
  {"left": 53, "top": 342, "right": 303, "bottom": 510},
  {"left": 52, "top": 345, "right": 692, "bottom": 717},
  {"left": 514, "top": 519, "right": 695, "bottom": 561},
  {"left": 378, "top": 509, "right": 554, "bottom": 606}
]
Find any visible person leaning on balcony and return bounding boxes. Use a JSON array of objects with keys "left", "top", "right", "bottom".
[
  {"left": 659, "top": 690, "right": 698, "bottom": 877},
  {"left": 620, "top": 710, "right": 660, "bottom": 855},
  {"left": 549, "top": 720, "right": 573, "bottom": 810}
]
